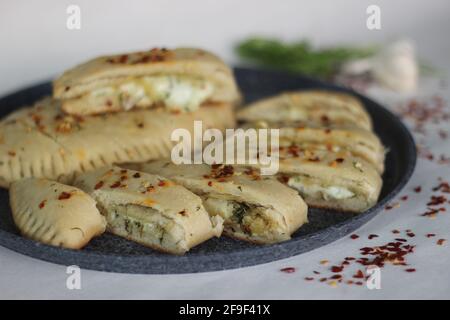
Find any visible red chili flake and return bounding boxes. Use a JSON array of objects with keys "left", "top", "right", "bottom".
[
  {"left": 178, "top": 210, "right": 187, "bottom": 216},
  {"left": 426, "top": 233, "right": 436, "bottom": 238},
  {"left": 207, "top": 181, "right": 213, "bottom": 187},
  {"left": 406, "top": 232, "right": 415, "bottom": 238},
  {"left": 321, "top": 115, "right": 330, "bottom": 123},
  {"left": 331, "top": 266, "right": 343, "bottom": 273},
  {"left": 330, "top": 274, "right": 342, "bottom": 280},
  {"left": 280, "top": 267, "right": 296, "bottom": 273},
  {"left": 350, "top": 234, "right": 359, "bottom": 240},
  {"left": 119, "top": 54, "right": 128, "bottom": 63},
  {"left": 335, "top": 158, "right": 344, "bottom": 163},
  {"left": 120, "top": 169, "right": 127, "bottom": 174},
  {"left": 158, "top": 180, "right": 166, "bottom": 187},
  {"left": 437, "top": 239, "right": 446, "bottom": 246},
  {"left": 427, "top": 195, "right": 447, "bottom": 206},
  {"left": 8, "top": 151, "right": 16, "bottom": 157},
  {"left": 391, "top": 229, "right": 400, "bottom": 234},
  {"left": 433, "top": 182, "right": 450, "bottom": 193},
  {"left": 345, "top": 257, "right": 356, "bottom": 261},
  {"left": 355, "top": 281, "right": 364, "bottom": 286},
  {"left": 346, "top": 280, "right": 354, "bottom": 285},
  {"left": 395, "top": 238, "right": 407, "bottom": 242},
  {"left": 353, "top": 270, "right": 365, "bottom": 279},
  {"left": 94, "top": 181, "right": 104, "bottom": 190},
  {"left": 304, "top": 277, "right": 314, "bottom": 281},
  {"left": 400, "top": 195, "right": 409, "bottom": 201},
  {"left": 421, "top": 207, "right": 446, "bottom": 217},
  {"left": 38, "top": 200, "right": 46, "bottom": 209},
  {"left": 120, "top": 175, "right": 128, "bottom": 181},
  {"left": 405, "top": 268, "right": 416, "bottom": 273},
  {"left": 133, "top": 172, "right": 141, "bottom": 178},
  {"left": 58, "top": 192, "right": 71, "bottom": 200},
  {"left": 414, "top": 186, "right": 422, "bottom": 193},
  {"left": 110, "top": 181, "right": 121, "bottom": 188},
  {"left": 146, "top": 185, "right": 155, "bottom": 193},
  {"left": 368, "top": 234, "right": 379, "bottom": 240}
]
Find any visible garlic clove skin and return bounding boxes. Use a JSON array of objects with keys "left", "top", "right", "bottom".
[{"left": 371, "top": 40, "right": 419, "bottom": 92}]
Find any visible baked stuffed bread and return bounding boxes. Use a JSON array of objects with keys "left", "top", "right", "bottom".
[
  {"left": 73, "top": 166, "right": 223, "bottom": 254},
  {"left": 269, "top": 146, "right": 382, "bottom": 213},
  {"left": 9, "top": 178, "right": 106, "bottom": 249},
  {"left": 241, "top": 120, "right": 385, "bottom": 173},
  {"left": 237, "top": 90, "right": 372, "bottom": 131},
  {"left": 0, "top": 97, "right": 235, "bottom": 188},
  {"left": 53, "top": 47, "right": 241, "bottom": 115},
  {"left": 125, "top": 161, "right": 308, "bottom": 244}
]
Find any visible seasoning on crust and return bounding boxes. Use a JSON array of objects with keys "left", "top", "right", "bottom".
[
  {"left": 125, "top": 161, "right": 308, "bottom": 244},
  {"left": 9, "top": 178, "right": 106, "bottom": 249},
  {"left": 237, "top": 90, "right": 372, "bottom": 131},
  {"left": 0, "top": 97, "right": 235, "bottom": 188},
  {"left": 73, "top": 166, "right": 223, "bottom": 254},
  {"left": 241, "top": 120, "right": 385, "bottom": 173},
  {"left": 53, "top": 47, "right": 241, "bottom": 115}
]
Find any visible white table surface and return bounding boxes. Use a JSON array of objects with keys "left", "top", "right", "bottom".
[{"left": 1, "top": 0, "right": 449, "bottom": 299}]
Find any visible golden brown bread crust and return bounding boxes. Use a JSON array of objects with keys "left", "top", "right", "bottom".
[
  {"left": 9, "top": 178, "right": 106, "bottom": 249},
  {"left": 0, "top": 97, "right": 235, "bottom": 188},
  {"left": 53, "top": 47, "right": 241, "bottom": 116},
  {"left": 125, "top": 161, "right": 308, "bottom": 244},
  {"left": 237, "top": 90, "right": 372, "bottom": 131}
]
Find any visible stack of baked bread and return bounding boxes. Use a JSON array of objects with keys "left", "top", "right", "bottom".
[
  {"left": 237, "top": 91, "right": 385, "bottom": 213},
  {"left": 0, "top": 47, "right": 384, "bottom": 254}
]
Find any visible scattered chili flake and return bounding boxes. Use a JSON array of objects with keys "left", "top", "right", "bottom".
[
  {"left": 94, "top": 181, "right": 104, "bottom": 190},
  {"left": 331, "top": 266, "right": 343, "bottom": 273},
  {"left": 133, "top": 172, "right": 141, "bottom": 178},
  {"left": 437, "top": 239, "right": 446, "bottom": 246},
  {"left": 58, "top": 192, "right": 71, "bottom": 200},
  {"left": 353, "top": 270, "right": 365, "bottom": 279},
  {"left": 313, "top": 271, "right": 321, "bottom": 275},
  {"left": 38, "top": 200, "right": 46, "bottom": 209},
  {"left": 350, "top": 234, "right": 359, "bottom": 240},
  {"left": 400, "top": 195, "right": 409, "bottom": 201},
  {"left": 414, "top": 186, "right": 422, "bottom": 193},
  {"left": 110, "top": 181, "right": 121, "bottom": 188},
  {"left": 178, "top": 210, "right": 187, "bottom": 216},
  {"left": 368, "top": 234, "right": 379, "bottom": 240},
  {"left": 280, "top": 267, "right": 296, "bottom": 273},
  {"left": 319, "top": 277, "right": 327, "bottom": 282},
  {"left": 406, "top": 232, "right": 415, "bottom": 238},
  {"left": 335, "top": 158, "right": 344, "bottom": 163},
  {"left": 8, "top": 151, "right": 16, "bottom": 157},
  {"left": 405, "top": 268, "right": 416, "bottom": 273},
  {"left": 391, "top": 229, "right": 400, "bottom": 234},
  {"left": 304, "top": 277, "right": 314, "bottom": 281},
  {"left": 208, "top": 181, "right": 213, "bottom": 187},
  {"left": 426, "top": 233, "right": 436, "bottom": 238}
]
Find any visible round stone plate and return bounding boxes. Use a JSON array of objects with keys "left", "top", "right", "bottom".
[{"left": 0, "top": 68, "right": 416, "bottom": 274}]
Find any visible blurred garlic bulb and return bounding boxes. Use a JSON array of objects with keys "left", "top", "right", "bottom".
[{"left": 341, "top": 40, "right": 418, "bottom": 92}]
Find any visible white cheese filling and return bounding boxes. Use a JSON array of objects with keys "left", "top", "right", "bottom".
[
  {"left": 88, "top": 75, "right": 214, "bottom": 112},
  {"left": 287, "top": 176, "right": 355, "bottom": 200}
]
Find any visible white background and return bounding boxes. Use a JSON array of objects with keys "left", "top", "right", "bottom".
[{"left": 1, "top": 0, "right": 450, "bottom": 299}]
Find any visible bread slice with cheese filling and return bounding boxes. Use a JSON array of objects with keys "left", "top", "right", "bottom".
[
  {"left": 53, "top": 47, "right": 241, "bottom": 115},
  {"left": 73, "top": 166, "right": 223, "bottom": 254},
  {"left": 125, "top": 161, "right": 308, "bottom": 244}
]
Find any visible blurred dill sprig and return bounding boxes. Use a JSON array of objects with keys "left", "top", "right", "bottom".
[{"left": 236, "top": 38, "right": 377, "bottom": 79}]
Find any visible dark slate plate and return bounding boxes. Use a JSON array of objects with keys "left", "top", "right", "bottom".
[{"left": 0, "top": 68, "right": 416, "bottom": 274}]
